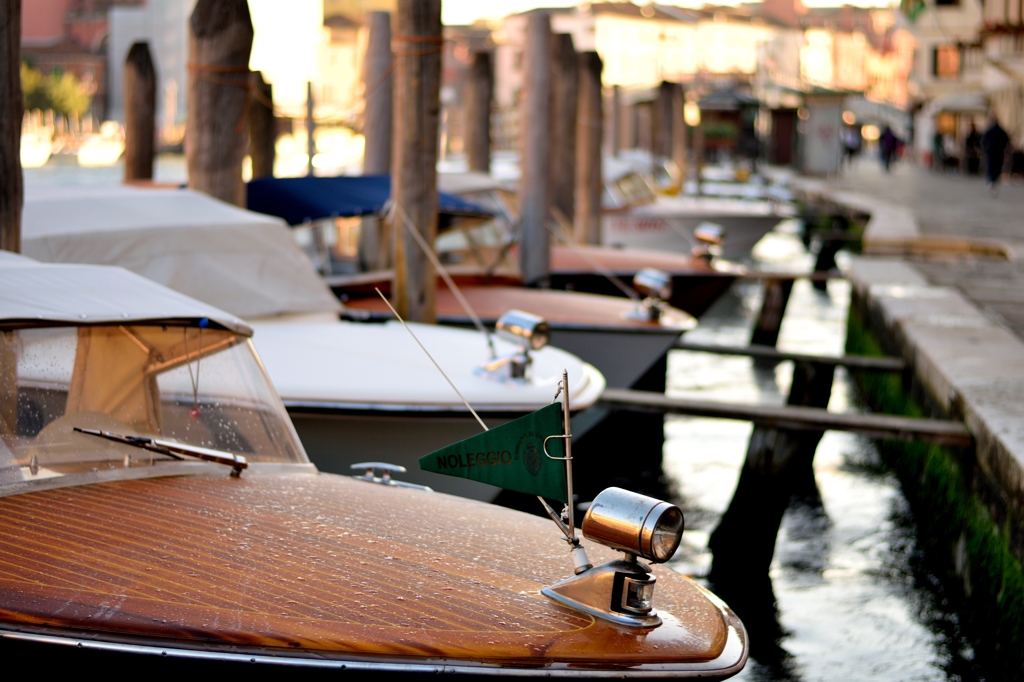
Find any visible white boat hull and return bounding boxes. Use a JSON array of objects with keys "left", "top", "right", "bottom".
[
  {"left": 602, "top": 199, "right": 792, "bottom": 260},
  {"left": 287, "top": 409, "right": 509, "bottom": 501}
]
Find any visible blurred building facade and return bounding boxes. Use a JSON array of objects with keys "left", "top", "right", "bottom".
[
  {"left": 25, "top": 0, "right": 924, "bottom": 173},
  {"left": 899, "top": 0, "right": 1024, "bottom": 165},
  {"left": 108, "top": 0, "right": 194, "bottom": 147},
  {"left": 476, "top": 1, "right": 912, "bottom": 172},
  {"left": 21, "top": 0, "right": 143, "bottom": 121}
]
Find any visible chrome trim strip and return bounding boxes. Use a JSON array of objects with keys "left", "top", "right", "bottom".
[
  {"left": 0, "top": 616, "right": 746, "bottom": 677},
  {"left": 440, "top": 317, "right": 694, "bottom": 335},
  {"left": 0, "top": 462, "right": 318, "bottom": 498},
  {"left": 284, "top": 401, "right": 545, "bottom": 414}
]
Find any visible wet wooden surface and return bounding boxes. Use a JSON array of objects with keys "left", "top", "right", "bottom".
[
  {"left": 345, "top": 285, "right": 695, "bottom": 331},
  {"left": 0, "top": 473, "right": 729, "bottom": 664},
  {"left": 601, "top": 388, "right": 972, "bottom": 446},
  {"left": 549, "top": 244, "right": 715, "bottom": 275}
]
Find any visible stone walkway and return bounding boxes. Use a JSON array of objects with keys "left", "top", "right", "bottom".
[
  {"left": 820, "top": 158, "right": 1024, "bottom": 340},
  {"left": 830, "top": 157, "right": 1024, "bottom": 242}
]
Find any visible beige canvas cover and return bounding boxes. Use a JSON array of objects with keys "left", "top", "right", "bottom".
[
  {"left": 22, "top": 186, "right": 342, "bottom": 320},
  {"left": 0, "top": 255, "right": 251, "bottom": 335}
]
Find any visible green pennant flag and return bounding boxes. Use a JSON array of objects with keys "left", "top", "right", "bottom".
[{"left": 419, "top": 403, "right": 568, "bottom": 501}]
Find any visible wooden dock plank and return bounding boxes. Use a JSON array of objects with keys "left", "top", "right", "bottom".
[
  {"left": 673, "top": 341, "right": 906, "bottom": 372},
  {"left": 599, "top": 388, "right": 971, "bottom": 446}
]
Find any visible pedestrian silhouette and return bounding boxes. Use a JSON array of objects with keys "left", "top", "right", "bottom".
[
  {"left": 879, "top": 125, "right": 899, "bottom": 172},
  {"left": 982, "top": 114, "right": 1009, "bottom": 195}
]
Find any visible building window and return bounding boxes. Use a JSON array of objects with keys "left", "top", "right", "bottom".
[{"left": 933, "top": 45, "right": 960, "bottom": 78}]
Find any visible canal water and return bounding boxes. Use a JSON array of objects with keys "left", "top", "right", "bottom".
[
  {"left": 25, "top": 160, "right": 982, "bottom": 680},
  {"left": 664, "top": 223, "right": 982, "bottom": 681}
]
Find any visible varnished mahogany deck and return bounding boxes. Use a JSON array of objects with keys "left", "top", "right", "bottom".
[
  {"left": 0, "top": 472, "right": 733, "bottom": 666},
  {"left": 345, "top": 285, "right": 695, "bottom": 332}
]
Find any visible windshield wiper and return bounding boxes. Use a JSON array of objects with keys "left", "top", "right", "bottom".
[{"left": 73, "top": 428, "right": 248, "bottom": 477}]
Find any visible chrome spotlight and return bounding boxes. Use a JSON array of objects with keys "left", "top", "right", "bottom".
[
  {"left": 628, "top": 268, "right": 673, "bottom": 322},
  {"left": 692, "top": 222, "right": 724, "bottom": 261},
  {"left": 541, "top": 488, "right": 685, "bottom": 628},
  {"left": 582, "top": 487, "right": 684, "bottom": 563},
  {"left": 633, "top": 268, "right": 673, "bottom": 302},
  {"left": 476, "top": 309, "right": 549, "bottom": 383},
  {"left": 495, "top": 309, "right": 550, "bottom": 351}
]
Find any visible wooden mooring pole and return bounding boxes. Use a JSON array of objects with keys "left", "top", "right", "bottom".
[
  {"left": 607, "top": 84, "right": 621, "bottom": 157},
  {"left": 694, "top": 118, "right": 704, "bottom": 196},
  {"left": 574, "top": 51, "right": 603, "bottom": 245},
  {"left": 750, "top": 279, "right": 794, "bottom": 348},
  {"left": 812, "top": 214, "right": 849, "bottom": 291},
  {"left": 358, "top": 10, "right": 394, "bottom": 273},
  {"left": 464, "top": 50, "right": 492, "bottom": 174},
  {"left": 186, "top": 0, "right": 253, "bottom": 207},
  {"left": 305, "top": 81, "right": 315, "bottom": 176},
  {"left": 519, "top": 12, "right": 553, "bottom": 287},
  {"left": 551, "top": 33, "right": 577, "bottom": 227},
  {"left": 652, "top": 81, "right": 673, "bottom": 168},
  {"left": 707, "top": 360, "right": 835, "bottom": 583},
  {"left": 391, "top": 0, "right": 442, "bottom": 322},
  {"left": 124, "top": 42, "right": 156, "bottom": 182},
  {"left": 0, "top": 0, "right": 22, "bottom": 253},
  {"left": 248, "top": 71, "right": 275, "bottom": 179},
  {"left": 671, "top": 83, "right": 686, "bottom": 188},
  {"left": 362, "top": 10, "right": 392, "bottom": 175}
]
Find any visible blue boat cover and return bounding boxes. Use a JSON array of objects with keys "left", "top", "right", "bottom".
[{"left": 246, "top": 174, "right": 492, "bottom": 226}]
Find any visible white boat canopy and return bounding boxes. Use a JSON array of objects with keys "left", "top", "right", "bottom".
[
  {"left": 925, "top": 91, "right": 989, "bottom": 116},
  {"left": 436, "top": 171, "right": 505, "bottom": 195},
  {"left": 0, "top": 252, "right": 252, "bottom": 335},
  {"left": 22, "top": 185, "right": 341, "bottom": 320}
]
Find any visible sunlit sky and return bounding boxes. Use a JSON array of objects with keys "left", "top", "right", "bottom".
[{"left": 440, "top": 0, "right": 894, "bottom": 25}]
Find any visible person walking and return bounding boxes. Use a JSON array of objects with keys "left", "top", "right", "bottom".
[
  {"left": 965, "top": 123, "right": 982, "bottom": 175},
  {"left": 842, "top": 125, "right": 861, "bottom": 167},
  {"left": 982, "top": 115, "right": 1009, "bottom": 195},
  {"left": 879, "top": 125, "right": 899, "bottom": 172}
]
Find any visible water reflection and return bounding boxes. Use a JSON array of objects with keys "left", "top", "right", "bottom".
[{"left": 661, "top": 227, "right": 980, "bottom": 680}]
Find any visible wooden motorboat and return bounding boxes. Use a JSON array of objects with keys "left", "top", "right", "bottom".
[
  {"left": 547, "top": 243, "right": 741, "bottom": 319},
  {"left": 343, "top": 282, "right": 695, "bottom": 390},
  {"left": 602, "top": 195, "right": 793, "bottom": 262},
  {"left": 19, "top": 186, "right": 606, "bottom": 501},
  {"left": 0, "top": 255, "right": 746, "bottom": 676},
  {"left": 249, "top": 314, "right": 603, "bottom": 500},
  {"left": 600, "top": 155, "right": 795, "bottom": 261},
  {"left": 437, "top": 166, "right": 787, "bottom": 266},
  {"left": 246, "top": 173, "right": 740, "bottom": 319},
  {"left": 338, "top": 280, "right": 692, "bottom": 505},
  {"left": 326, "top": 243, "right": 734, "bottom": 321}
]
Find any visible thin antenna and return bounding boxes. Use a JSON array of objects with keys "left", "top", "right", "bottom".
[
  {"left": 376, "top": 286, "right": 570, "bottom": 543},
  {"left": 374, "top": 288, "right": 489, "bottom": 432},
  {"left": 543, "top": 213, "right": 640, "bottom": 302},
  {"left": 561, "top": 369, "right": 575, "bottom": 539},
  {"left": 391, "top": 202, "right": 497, "bottom": 359}
]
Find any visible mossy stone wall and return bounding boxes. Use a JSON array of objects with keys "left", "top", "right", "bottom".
[{"left": 847, "top": 308, "right": 1024, "bottom": 678}]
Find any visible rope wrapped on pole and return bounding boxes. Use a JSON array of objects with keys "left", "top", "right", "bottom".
[
  {"left": 390, "top": 0, "right": 442, "bottom": 323},
  {"left": 186, "top": 0, "right": 254, "bottom": 207}
]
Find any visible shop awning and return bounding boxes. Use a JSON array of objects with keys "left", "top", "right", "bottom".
[{"left": 927, "top": 92, "right": 988, "bottom": 115}]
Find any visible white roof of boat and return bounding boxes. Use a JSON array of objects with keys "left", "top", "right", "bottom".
[
  {"left": 250, "top": 317, "right": 605, "bottom": 411},
  {"left": 629, "top": 195, "right": 785, "bottom": 217},
  {"left": 21, "top": 185, "right": 342, "bottom": 320},
  {"left": 437, "top": 171, "right": 505, "bottom": 195},
  {"left": 0, "top": 252, "right": 252, "bottom": 335}
]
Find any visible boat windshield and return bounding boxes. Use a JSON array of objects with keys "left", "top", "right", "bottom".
[
  {"left": 610, "top": 172, "right": 658, "bottom": 209},
  {"left": 0, "top": 324, "right": 307, "bottom": 485}
]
